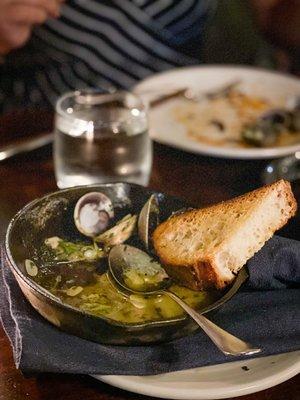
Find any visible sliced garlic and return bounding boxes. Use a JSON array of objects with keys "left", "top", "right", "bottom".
[
  {"left": 66, "top": 286, "right": 83, "bottom": 297},
  {"left": 25, "top": 259, "right": 38, "bottom": 277}
]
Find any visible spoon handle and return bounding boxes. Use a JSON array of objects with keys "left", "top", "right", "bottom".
[{"left": 166, "top": 291, "right": 261, "bottom": 357}]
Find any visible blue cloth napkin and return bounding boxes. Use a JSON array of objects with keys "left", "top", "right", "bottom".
[{"left": 0, "top": 236, "right": 299, "bottom": 375}]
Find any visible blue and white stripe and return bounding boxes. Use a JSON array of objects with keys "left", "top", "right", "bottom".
[{"left": 0, "top": 0, "right": 215, "bottom": 111}]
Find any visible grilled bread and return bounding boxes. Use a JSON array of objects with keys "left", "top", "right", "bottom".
[{"left": 153, "top": 180, "right": 297, "bottom": 290}]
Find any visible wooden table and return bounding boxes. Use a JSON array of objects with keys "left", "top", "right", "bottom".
[{"left": 0, "top": 109, "right": 299, "bottom": 400}]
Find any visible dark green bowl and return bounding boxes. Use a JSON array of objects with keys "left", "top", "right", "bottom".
[{"left": 5, "top": 183, "right": 248, "bottom": 345}]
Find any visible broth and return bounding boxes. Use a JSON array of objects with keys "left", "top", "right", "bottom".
[{"left": 31, "top": 257, "right": 217, "bottom": 324}]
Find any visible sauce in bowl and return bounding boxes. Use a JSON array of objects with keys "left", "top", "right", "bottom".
[{"left": 32, "top": 258, "right": 216, "bottom": 324}]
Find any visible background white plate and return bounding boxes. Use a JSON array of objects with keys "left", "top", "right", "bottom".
[
  {"left": 134, "top": 66, "right": 300, "bottom": 159},
  {"left": 94, "top": 351, "right": 300, "bottom": 399}
]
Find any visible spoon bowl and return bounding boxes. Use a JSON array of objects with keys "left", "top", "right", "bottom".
[{"left": 108, "top": 245, "right": 171, "bottom": 295}]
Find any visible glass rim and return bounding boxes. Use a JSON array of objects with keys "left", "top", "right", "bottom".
[{"left": 55, "top": 89, "right": 148, "bottom": 127}]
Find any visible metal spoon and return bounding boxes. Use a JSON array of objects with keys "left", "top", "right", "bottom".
[{"left": 108, "top": 244, "right": 261, "bottom": 357}]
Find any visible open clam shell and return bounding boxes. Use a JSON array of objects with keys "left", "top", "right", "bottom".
[
  {"left": 138, "top": 194, "right": 159, "bottom": 250},
  {"left": 94, "top": 214, "right": 137, "bottom": 247},
  {"left": 74, "top": 192, "right": 114, "bottom": 237}
]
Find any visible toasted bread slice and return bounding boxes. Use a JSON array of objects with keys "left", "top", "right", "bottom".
[{"left": 153, "top": 180, "right": 297, "bottom": 290}]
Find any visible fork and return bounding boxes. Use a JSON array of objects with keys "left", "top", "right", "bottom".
[
  {"left": 149, "top": 80, "right": 241, "bottom": 107},
  {"left": 75, "top": 80, "right": 241, "bottom": 107},
  {"left": 0, "top": 81, "right": 240, "bottom": 162}
]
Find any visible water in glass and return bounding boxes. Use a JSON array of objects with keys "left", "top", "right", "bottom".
[{"left": 54, "top": 91, "right": 152, "bottom": 188}]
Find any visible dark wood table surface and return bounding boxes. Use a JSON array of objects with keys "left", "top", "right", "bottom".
[{"left": 0, "top": 109, "right": 299, "bottom": 400}]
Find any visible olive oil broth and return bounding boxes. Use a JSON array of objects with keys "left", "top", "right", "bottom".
[{"left": 32, "top": 258, "right": 217, "bottom": 324}]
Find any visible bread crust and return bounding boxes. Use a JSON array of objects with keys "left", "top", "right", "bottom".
[
  {"left": 153, "top": 180, "right": 297, "bottom": 290},
  {"left": 163, "top": 259, "right": 221, "bottom": 290}
]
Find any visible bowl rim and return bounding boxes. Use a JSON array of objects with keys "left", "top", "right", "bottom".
[{"left": 5, "top": 183, "right": 248, "bottom": 329}]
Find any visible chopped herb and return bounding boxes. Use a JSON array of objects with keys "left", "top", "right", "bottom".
[{"left": 44, "top": 237, "right": 104, "bottom": 262}]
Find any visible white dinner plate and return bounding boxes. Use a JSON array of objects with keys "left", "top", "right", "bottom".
[
  {"left": 134, "top": 66, "right": 300, "bottom": 159},
  {"left": 94, "top": 351, "right": 300, "bottom": 399}
]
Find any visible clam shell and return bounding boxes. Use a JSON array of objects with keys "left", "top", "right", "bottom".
[
  {"left": 94, "top": 214, "right": 137, "bottom": 247},
  {"left": 138, "top": 194, "right": 159, "bottom": 250},
  {"left": 74, "top": 192, "right": 114, "bottom": 237}
]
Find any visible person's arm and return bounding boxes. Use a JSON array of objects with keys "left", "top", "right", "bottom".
[
  {"left": 250, "top": 0, "right": 300, "bottom": 49},
  {"left": 0, "top": 0, "right": 63, "bottom": 55}
]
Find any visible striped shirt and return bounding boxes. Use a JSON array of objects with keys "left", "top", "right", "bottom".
[{"left": 0, "top": 0, "right": 216, "bottom": 112}]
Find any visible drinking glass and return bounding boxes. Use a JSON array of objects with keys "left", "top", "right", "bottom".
[{"left": 54, "top": 90, "right": 152, "bottom": 188}]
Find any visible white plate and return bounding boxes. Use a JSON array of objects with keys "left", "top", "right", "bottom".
[
  {"left": 134, "top": 66, "right": 300, "bottom": 159},
  {"left": 94, "top": 351, "right": 300, "bottom": 399}
]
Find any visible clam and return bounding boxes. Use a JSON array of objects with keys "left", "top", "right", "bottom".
[
  {"left": 74, "top": 192, "right": 114, "bottom": 237},
  {"left": 94, "top": 214, "right": 137, "bottom": 247},
  {"left": 138, "top": 194, "right": 159, "bottom": 250},
  {"left": 74, "top": 192, "right": 137, "bottom": 248},
  {"left": 242, "top": 97, "right": 300, "bottom": 147},
  {"left": 260, "top": 109, "right": 291, "bottom": 128},
  {"left": 241, "top": 109, "right": 290, "bottom": 147}
]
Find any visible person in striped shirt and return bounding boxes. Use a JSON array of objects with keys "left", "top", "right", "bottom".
[{"left": 0, "top": 0, "right": 299, "bottom": 113}]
